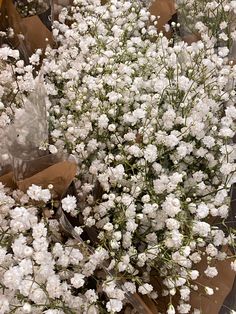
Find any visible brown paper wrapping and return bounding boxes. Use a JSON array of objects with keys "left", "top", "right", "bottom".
[
  {"left": 149, "top": 0, "right": 176, "bottom": 38},
  {"left": 190, "top": 253, "right": 235, "bottom": 313},
  {"left": 17, "top": 160, "right": 77, "bottom": 196},
  {"left": 0, "top": 0, "right": 54, "bottom": 59},
  {"left": 0, "top": 160, "right": 77, "bottom": 198},
  {"left": 132, "top": 252, "right": 235, "bottom": 314},
  {"left": 0, "top": 171, "right": 16, "bottom": 189},
  {"left": 19, "top": 14, "right": 54, "bottom": 54}
]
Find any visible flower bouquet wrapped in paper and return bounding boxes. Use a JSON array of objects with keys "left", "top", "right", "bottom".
[
  {"left": 0, "top": 0, "right": 236, "bottom": 313},
  {"left": 0, "top": 75, "right": 77, "bottom": 197},
  {"left": 39, "top": 0, "right": 236, "bottom": 312}
]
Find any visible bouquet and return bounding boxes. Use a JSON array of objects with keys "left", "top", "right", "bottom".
[{"left": 0, "top": 0, "right": 236, "bottom": 313}]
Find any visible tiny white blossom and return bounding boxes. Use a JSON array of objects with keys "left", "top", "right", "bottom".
[
  {"left": 205, "top": 287, "right": 214, "bottom": 295},
  {"left": 231, "top": 260, "right": 236, "bottom": 271},
  {"left": 106, "top": 299, "right": 123, "bottom": 312},
  {"left": 204, "top": 266, "right": 218, "bottom": 278},
  {"left": 27, "top": 184, "right": 51, "bottom": 202},
  {"left": 61, "top": 195, "right": 77, "bottom": 213},
  {"left": 71, "top": 273, "right": 85, "bottom": 288},
  {"left": 144, "top": 144, "right": 157, "bottom": 163},
  {"left": 138, "top": 283, "right": 153, "bottom": 295}
]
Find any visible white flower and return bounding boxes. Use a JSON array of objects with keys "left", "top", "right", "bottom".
[
  {"left": 180, "top": 286, "right": 190, "bottom": 301},
  {"left": 192, "top": 221, "right": 210, "bottom": 237},
  {"left": 189, "top": 270, "right": 199, "bottom": 280},
  {"left": 231, "top": 260, "right": 236, "bottom": 271},
  {"left": 167, "top": 304, "right": 176, "bottom": 314},
  {"left": 85, "top": 289, "right": 98, "bottom": 303},
  {"left": 103, "top": 222, "right": 114, "bottom": 231},
  {"left": 10, "top": 207, "right": 36, "bottom": 232},
  {"left": 204, "top": 266, "right": 218, "bottom": 278},
  {"left": 107, "top": 91, "right": 121, "bottom": 103},
  {"left": 166, "top": 218, "right": 180, "bottom": 230},
  {"left": 205, "top": 286, "right": 214, "bottom": 295},
  {"left": 0, "top": 47, "right": 19, "bottom": 60},
  {"left": 108, "top": 164, "right": 125, "bottom": 184},
  {"left": 87, "top": 305, "right": 99, "bottom": 314},
  {"left": 178, "top": 76, "right": 192, "bottom": 92},
  {"left": 138, "top": 283, "right": 153, "bottom": 295},
  {"left": 196, "top": 203, "right": 209, "bottom": 219},
  {"left": 144, "top": 144, "right": 157, "bottom": 163},
  {"left": 218, "top": 47, "right": 229, "bottom": 57},
  {"left": 27, "top": 184, "right": 51, "bottom": 202},
  {"left": 98, "top": 114, "right": 109, "bottom": 129},
  {"left": 71, "top": 273, "right": 85, "bottom": 288},
  {"left": 74, "top": 226, "right": 83, "bottom": 236},
  {"left": 106, "top": 299, "right": 123, "bottom": 312},
  {"left": 128, "top": 145, "right": 143, "bottom": 157},
  {"left": 27, "top": 184, "right": 43, "bottom": 201},
  {"left": 202, "top": 136, "right": 215, "bottom": 148},
  {"left": 61, "top": 195, "right": 77, "bottom": 213},
  {"left": 133, "top": 108, "right": 146, "bottom": 119},
  {"left": 126, "top": 219, "right": 138, "bottom": 232},
  {"left": 68, "top": 248, "right": 83, "bottom": 265},
  {"left": 3, "top": 266, "right": 23, "bottom": 290},
  {"left": 0, "top": 248, "right": 7, "bottom": 264},
  {"left": 108, "top": 124, "right": 116, "bottom": 132},
  {"left": 177, "top": 303, "right": 191, "bottom": 313},
  {"left": 220, "top": 21, "right": 227, "bottom": 29},
  {"left": 22, "top": 303, "right": 32, "bottom": 313},
  {"left": 0, "top": 296, "right": 9, "bottom": 314},
  {"left": 165, "top": 230, "right": 183, "bottom": 248},
  {"left": 32, "top": 223, "right": 47, "bottom": 239},
  {"left": 123, "top": 282, "right": 136, "bottom": 294},
  {"left": 40, "top": 189, "right": 51, "bottom": 203},
  {"left": 49, "top": 144, "right": 58, "bottom": 154},
  {"left": 162, "top": 195, "right": 181, "bottom": 217},
  {"left": 137, "top": 252, "right": 147, "bottom": 267},
  {"left": 206, "top": 244, "right": 218, "bottom": 257},
  {"left": 29, "top": 49, "right": 41, "bottom": 65}
]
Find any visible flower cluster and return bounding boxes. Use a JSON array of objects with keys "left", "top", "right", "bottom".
[
  {"left": 40, "top": 0, "right": 236, "bottom": 312},
  {"left": 0, "top": 0, "right": 236, "bottom": 312},
  {"left": 176, "top": 0, "right": 236, "bottom": 56},
  {"left": 0, "top": 48, "right": 37, "bottom": 168},
  {"left": 0, "top": 183, "right": 113, "bottom": 313}
]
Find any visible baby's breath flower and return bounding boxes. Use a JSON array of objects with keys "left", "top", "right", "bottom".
[{"left": 61, "top": 195, "right": 77, "bottom": 214}]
